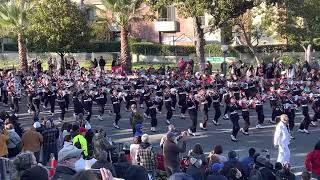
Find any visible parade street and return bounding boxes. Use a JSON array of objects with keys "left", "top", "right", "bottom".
[{"left": 2, "top": 98, "right": 319, "bottom": 176}]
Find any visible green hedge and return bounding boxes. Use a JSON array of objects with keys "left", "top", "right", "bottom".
[
  {"left": 3, "top": 44, "right": 18, "bottom": 51},
  {"left": 88, "top": 42, "right": 120, "bottom": 52},
  {"left": 233, "top": 44, "right": 320, "bottom": 53},
  {"left": 130, "top": 42, "right": 196, "bottom": 56}
]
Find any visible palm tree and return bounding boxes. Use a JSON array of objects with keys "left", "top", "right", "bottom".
[
  {"left": 100, "top": 0, "right": 143, "bottom": 72},
  {"left": 0, "top": 0, "right": 33, "bottom": 73}
]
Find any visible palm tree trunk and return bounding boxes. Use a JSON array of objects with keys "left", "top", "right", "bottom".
[
  {"left": 120, "top": 26, "right": 132, "bottom": 73},
  {"left": 194, "top": 17, "right": 205, "bottom": 73},
  {"left": 17, "top": 33, "right": 28, "bottom": 73}
]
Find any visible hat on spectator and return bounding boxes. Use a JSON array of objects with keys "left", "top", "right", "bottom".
[
  {"left": 168, "top": 172, "right": 194, "bottom": 180},
  {"left": 141, "top": 134, "right": 149, "bottom": 143},
  {"left": 20, "top": 165, "right": 49, "bottom": 180},
  {"left": 33, "top": 122, "right": 41, "bottom": 129},
  {"left": 210, "top": 163, "right": 224, "bottom": 172},
  {"left": 166, "top": 132, "right": 176, "bottom": 142},
  {"left": 228, "top": 151, "right": 237, "bottom": 159},
  {"left": 79, "top": 127, "right": 86, "bottom": 133},
  {"left": 58, "top": 145, "right": 83, "bottom": 162}
]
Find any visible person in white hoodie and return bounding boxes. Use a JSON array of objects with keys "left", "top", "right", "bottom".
[
  {"left": 58, "top": 134, "right": 82, "bottom": 163},
  {"left": 274, "top": 114, "right": 291, "bottom": 164},
  {"left": 6, "top": 123, "right": 21, "bottom": 158}
]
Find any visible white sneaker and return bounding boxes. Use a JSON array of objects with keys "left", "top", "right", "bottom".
[
  {"left": 113, "top": 123, "right": 120, "bottom": 129},
  {"left": 43, "top": 105, "right": 47, "bottom": 109},
  {"left": 151, "top": 127, "right": 156, "bottom": 132},
  {"left": 140, "top": 104, "right": 144, "bottom": 108},
  {"left": 144, "top": 113, "right": 148, "bottom": 118},
  {"left": 304, "top": 129, "right": 310, "bottom": 134},
  {"left": 28, "top": 109, "right": 31, "bottom": 114},
  {"left": 240, "top": 128, "right": 249, "bottom": 135},
  {"left": 171, "top": 107, "right": 175, "bottom": 111},
  {"left": 290, "top": 135, "right": 295, "bottom": 139},
  {"left": 58, "top": 118, "right": 63, "bottom": 122},
  {"left": 166, "top": 120, "right": 171, "bottom": 125},
  {"left": 188, "top": 129, "right": 196, "bottom": 136},
  {"left": 231, "top": 135, "right": 237, "bottom": 142},
  {"left": 187, "top": 129, "right": 196, "bottom": 136},
  {"left": 98, "top": 115, "right": 103, "bottom": 121},
  {"left": 297, "top": 129, "right": 305, "bottom": 133},
  {"left": 256, "top": 124, "right": 263, "bottom": 129},
  {"left": 181, "top": 114, "right": 186, "bottom": 119},
  {"left": 200, "top": 123, "right": 207, "bottom": 130},
  {"left": 212, "top": 120, "right": 219, "bottom": 126},
  {"left": 223, "top": 114, "right": 229, "bottom": 119},
  {"left": 310, "top": 121, "right": 317, "bottom": 127}
]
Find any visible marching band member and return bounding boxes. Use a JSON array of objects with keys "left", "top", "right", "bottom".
[
  {"left": 239, "top": 96, "right": 250, "bottom": 135},
  {"left": 178, "top": 85, "right": 187, "bottom": 118},
  {"left": 297, "top": 92, "right": 311, "bottom": 134},
  {"left": 253, "top": 93, "right": 265, "bottom": 129},
  {"left": 311, "top": 94, "right": 320, "bottom": 127},
  {"left": 229, "top": 97, "right": 241, "bottom": 141},
  {"left": 211, "top": 89, "right": 221, "bottom": 126},
  {"left": 111, "top": 90, "right": 121, "bottom": 129},
  {"left": 187, "top": 91, "right": 198, "bottom": 136},
  {"left": 164, "top": 88, "right": 173, "bottom": 125},
  {"left": 83, "top": 90, "right": 93, "bottom": 122},
  {"left": 94, "top": 88, "right": 107, "bottom": 121},
  {"left": 56, "top": 89, "right": 66, "bottom": 122},
  {"left": 197, "top": 89, "right": 209, "bottom": 131}
]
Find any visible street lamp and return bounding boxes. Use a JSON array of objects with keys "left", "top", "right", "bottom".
[{"left": 221, "top": 45, "right": 228, "bottom": 76}]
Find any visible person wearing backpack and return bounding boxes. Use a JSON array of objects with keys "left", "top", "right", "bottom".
[
  {"left": 72, "top": 127, "right": 88, "bottom": 158},
  {"left": 6, "top": 123, "right": 21, "bottom": 158}
]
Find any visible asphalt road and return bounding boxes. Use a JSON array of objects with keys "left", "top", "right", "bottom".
[{"left": 1, "top": 97, "right": 319, "bottom": 176}]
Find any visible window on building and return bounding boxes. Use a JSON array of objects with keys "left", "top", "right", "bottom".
[{"left": 158, "top": 6, "right": 176, "bottom": 21}]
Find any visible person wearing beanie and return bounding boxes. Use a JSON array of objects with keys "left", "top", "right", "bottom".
[
  {"left": 220, "top": 151, "right": 245, "bottom": 179},
  {"left": 207, "top": 163, "right": 227, "bottom": 180},
  {"left": 73, "top": 127, "right": 88, "bottom": 158},
  {"left": 137, "top": 134, "right": 156, "bottom": 179},
  {"left": 21, "top": 125, "right": 43, "bottom": 162}
]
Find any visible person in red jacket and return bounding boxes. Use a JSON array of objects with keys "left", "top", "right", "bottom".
[{"left": 305, "top": 140, "right": 320, "bottom": 180}]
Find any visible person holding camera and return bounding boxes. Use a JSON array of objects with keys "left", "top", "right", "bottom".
[{"left": 163, "top": 131, "right": 188, "bottom": 176}]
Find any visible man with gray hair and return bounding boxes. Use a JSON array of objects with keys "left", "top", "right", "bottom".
[{"left": 137, "top": 134, "right": 156, "bottom": 180}]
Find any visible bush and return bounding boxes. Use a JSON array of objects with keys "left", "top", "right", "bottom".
[
  {"left": 130, "top": 42, "right": 195, "bottom": 56},
  {"left": 205, "top": 44, "right": 223, "bottom": 56},
  {"left": 88, "top": 42, "right": 120, "bottom": 52},
  {"left": 4, "top": 44, "right": 18, "bottom": 51},
  {"left": 204, "top": 44, "right": 238, "bottom": 57},
  {"left": 281, "top": 55, "right": 296, "bottom": 68}
]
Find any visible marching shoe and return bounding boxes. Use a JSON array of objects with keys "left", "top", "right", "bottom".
[
  {"left": 240, "top": 128, "right": 249, "bottom": 135},
  {"left": 212, "top": 120, "right": 219, "bottom": 126},
  {"left": 113, "top": 123, "right": 120, "bottom": 129},
  {"left": 231, "top": 135, "right": 237, "bottom": 142}
]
